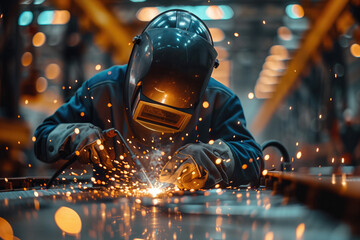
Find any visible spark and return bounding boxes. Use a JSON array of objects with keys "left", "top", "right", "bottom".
[
  {"left": 248, "top": 92, "right": 254, "bottom": 99},
  {"left": 202, "top": 101, "right": 209, "bottom": 108},
  {"left": 234, "top": 32, "right": 239, "bottom": 37}
]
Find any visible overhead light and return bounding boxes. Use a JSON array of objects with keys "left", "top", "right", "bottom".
[
  {"left": 270, "top": 45, "right": 289, "bottom": 60},
  {"left": 277, "top": 26, "right": 292, "bottom": 41},
  {"left": 34, "top": 0, "right": 46, "bottom": 4},
  {"left": 285, "top": 4, "right": 304, "bottom": 19},
  {"left": 18, "top": 11, "right": 33, "bottom": 26},
  {"left": 136, "top": 5, "right": 234, "bottom": 22},
  {"left": 37, "top": 10, "right": 70, "bottom": 25}
]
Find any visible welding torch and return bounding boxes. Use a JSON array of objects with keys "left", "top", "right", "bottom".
[
  {"left": 102, "top": 128, "right": 154, "bottom": 189},
  {"left": 46, "top": 128, "right": 154, "bottom": 189}
]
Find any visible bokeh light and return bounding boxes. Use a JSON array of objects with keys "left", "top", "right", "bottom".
[
  {"left": 36, "top": 77, "right": 48, "bottom": 93},
  {"left": 136, "top": 7, "right": 159, "bottom": 21},
  {"left": 0, "top": 217, "right": 14, "bottom": 240},
  {"left": 278, "top": 26, "right": 292, "bottom": 41},
  {"left": 270, "top": 45, "right": 289, "bottom": 60},
  {"left": 286, "top": 4, "right": 304, "bottom": 19},
  {"left": 32, "top": 32, "right": 46, "bottom": 47},
  {"left": 18, "top": 11, "right": 33, "bottom": 26},
  {"left": 21, "top": 52, "right": 33, "bottom": 67},
  {"left": 206, "top": 6, "right": 224, "bottom": 20},
  {"left": 350, "top": 43, "right": 360, "bottom": 58},
  {"left": 209, "top": 28, "right": 225, "bottom": 42},
  {"left": 54, "top": 206, "right": 82, "bottom": 235},
  {"left": 45, "top": 63, "right": 60, "bottom": 80}
]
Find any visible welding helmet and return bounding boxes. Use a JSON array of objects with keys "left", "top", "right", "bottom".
[{"left": 125, "top": 9, "right": 219, "bottom": 133}]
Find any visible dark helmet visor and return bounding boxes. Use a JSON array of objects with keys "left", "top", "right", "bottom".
[{"left": 138, "top": 28, "right": 217, "bottom": 109}]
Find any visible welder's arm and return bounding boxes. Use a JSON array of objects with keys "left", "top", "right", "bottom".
[
  {"left": 159, "top": 140, "right": 234, "bottom": 190},
  {"left": 34, "top": 82, "right": 113, "bottom": 168},
  {"left": 212, "top": 93, "right": 263, "bottom": 186},
  {"left": 46, "top": 123, "right": 114, "bottom": 169}
]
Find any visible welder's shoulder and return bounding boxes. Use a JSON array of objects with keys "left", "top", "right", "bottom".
[
  {"left": 85, "top": 65, "right": 127, "bottom": 90},
  {"left": 206, "top": 78, "right": 235, "bottom": 99}
]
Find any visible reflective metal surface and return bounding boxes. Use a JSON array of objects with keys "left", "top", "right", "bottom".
[{"left": 0, "top": 184, "right": 358, "bottom": 240}]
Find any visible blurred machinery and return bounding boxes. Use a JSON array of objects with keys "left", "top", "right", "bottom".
[{"left": 0, "top": 1, "right": 31, "bottom": 177}]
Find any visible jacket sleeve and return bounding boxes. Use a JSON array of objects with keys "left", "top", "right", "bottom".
[
  {"left": 212, "top": 93, "right": 263, "bottom": 186},
  {"left": 34, "top": 81, "right": 93, "bottom": 163}
]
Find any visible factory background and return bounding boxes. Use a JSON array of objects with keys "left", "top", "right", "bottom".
[
  {"left": 1, "top": 1, "right": 360, "bottom": 239},
  {"left": 1, "top": 0, "right": 359, "bottom": 177}
]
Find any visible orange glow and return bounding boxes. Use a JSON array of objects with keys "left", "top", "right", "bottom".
[
  {"left": 32, "top": 32, "right": 46, "bottom": 47},
  {"left": 350, "top": 43, "right": 360, "bottom": 58},
  {"left": 264, "top": 154, "right": 270, "bottom": 160},
  {"left": 242, "top": 164, "right": 247, "bottom": 169},
  {"left": 270, "top": 45, "right": 289, "bottom": 60},
  {"left": 259, "top": 76, "right": 279, "bottom": 85},
  {"left": 262, "top": 169, "right": 268, "bottom": 176},
  {"left": 214, "top": 46, "right": 228, "bottom": 61},
  {"left": 0, "top": 217, "right": 14, "bottom": 240},
  {"left": 215, "top": 158, "right": 222, "bottom": 164},
  {"left": 296, "top": 223, "right": 305, "bottom": 239},
  {"left": 36, "top": 77, "right": 48, "bottom": 93},
  {"left": 202, "top": 101, "right": 209, "bottom": 109},
  {"left": 52, "top": 10, "right": 71, "bottom": 25},
  {"left": 95, "top": 64, "right": 102, "bottom": 70},
  {"left": 21, "top": 52, "right": 33, "bottom": 66},
  {"left": 206, "top": 6, "right": 224, "bottom": 20},
  {"left": 209, "top": 28, "right": 225, "bottom": 42},
  {"left": 292, "top": 4, "right": 305, "bottom": 18},
  {"left": 54, "top": 206, "right": 82, "bottom": 235},
  {"left": 296, "top": 151, "right": 302, "bottom": 159},
  {"left": 265, "top": 232, "right": 274, "bottom": 240},
  {"left": 278, "top": 26, "right": 292, "bottom": 41},
  {"left": 136, "top": 7, "right": 159, "bottom": 22},
  {"left": 45, "top": 63, "right": 60, "bottom": 80},
  {"left": 248, "top": 92, "right": 254, "bottom": 99}
]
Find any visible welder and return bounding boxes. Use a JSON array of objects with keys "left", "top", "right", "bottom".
[{"left": 34, "top": 10, "right": 263, "bottom": 190}]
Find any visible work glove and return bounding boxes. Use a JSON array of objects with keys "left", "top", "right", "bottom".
[
  {"left": 159, "top": 140, "right": 235, "bottom": 190},
  {"left": 46, "top": 123, "right": 114, "bottom": 169}
]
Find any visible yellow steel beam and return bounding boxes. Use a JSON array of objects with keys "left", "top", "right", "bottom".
[
  {"left": 73, "top": 0, "right": 132, "bottom": 63},
  {"left": 52, "top": 0, "right": 132, "bottom": 63},
  {"left": 251, "top": 0, "right": 350, "bottom": 136}
]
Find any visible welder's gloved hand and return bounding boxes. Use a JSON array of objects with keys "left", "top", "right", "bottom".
[
  {"left": 159, "top": 140, "right": 235, "bottom": 190},
  {"left": 46, "top": 123, "right": 114, "bottom": 169}
]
